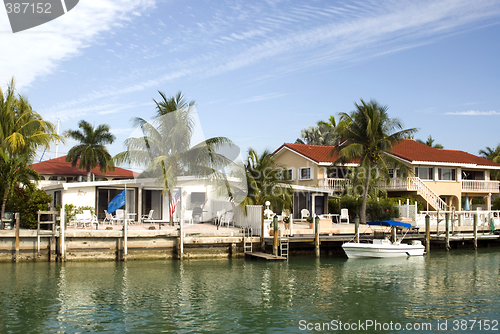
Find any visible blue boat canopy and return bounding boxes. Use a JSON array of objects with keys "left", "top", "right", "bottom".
[{"left": 368, "top": 220, "right": 412, "bottom": 229}]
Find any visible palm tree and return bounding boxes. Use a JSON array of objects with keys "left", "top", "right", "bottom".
[
  {"left": 295, "top": 115, "right": 337, "bottom": 146},
  {"left": 332, "top": 99, "right": 417, "bottom": 224},
  {"left": 0, "top": 78, "right": 61, "bottom": 159},
  {"left": 115, "top": 91, "right": 238, "bottom": 225},
  {"left": 0, "top": 78, "right": 60, "bottom": 220},
  {"left": 416, "top": 135, "right": 443, "bottom": 149},
  {"left": 65, "top": 120, "right": 116, "bottom": 181},
  {"left": 240, "top": 148, "right": 293, "bottom": 211},
  {"left": 479, "top": 145, "right": 500, "bottom": 180},
  {"left": 0, "top": 151, "right": 40, "bottom": 219}
]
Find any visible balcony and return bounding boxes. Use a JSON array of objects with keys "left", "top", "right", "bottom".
[
  {"left": 318, "top": 178, "right": 349, "bottom": 192},
  {"left": 461, "top": 180, "right": 500, "bottom": 193}
]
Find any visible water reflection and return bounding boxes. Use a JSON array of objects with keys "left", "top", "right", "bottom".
[{"left": 0, "top": 250, "right": 499, "bottom": 333}]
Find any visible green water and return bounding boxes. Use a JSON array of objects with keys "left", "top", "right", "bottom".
[{"left": 1, "top": 250, "right": 499, "bottom": 333}]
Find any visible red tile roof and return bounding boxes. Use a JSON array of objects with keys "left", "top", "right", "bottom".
[
  {"left": 30, "top": 156, "right": 136, "bottom": 178},
  {"left": 275, "top": 140, "right": 500, "bottom": 168}
]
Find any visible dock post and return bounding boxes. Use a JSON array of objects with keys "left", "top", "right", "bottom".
[
  {"left": 425, "top": 214, "right": 430, "bottom": 253},
  {"left": 261, "top": 206, "right": 265, "bottom": 251},
  {"left": 273, "top": 215, "right": 278, "bottom": 256},
  {"left": 473, "top": 213, "right": 478, "bottom": 249},
  {"left": 445, "top": 212, "right": 450, "bottom": 250},
  {"left": 354, "top": 215, "right": 359, "bottom": 243},
  {"left": 15, "top": 213, "right": 20, "bottom": 263},
  {"left": 314, "top": 215, "right": 320, "bottom": 258}
]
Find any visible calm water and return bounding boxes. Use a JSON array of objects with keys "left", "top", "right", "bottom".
[{"left": 1, "top": 250, "right": 499, "bottom": 333}]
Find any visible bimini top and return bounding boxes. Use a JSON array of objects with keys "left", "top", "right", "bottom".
[{"left": 368, "top": 220, "right": 412, "bottom": 229}]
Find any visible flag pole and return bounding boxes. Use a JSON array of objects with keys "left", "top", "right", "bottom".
[
  {"left": 124, "top": 183, "right": 128, "bottom": 261},
  {"left": 179, "top": 186, "right": 184, "bottom": 259}
]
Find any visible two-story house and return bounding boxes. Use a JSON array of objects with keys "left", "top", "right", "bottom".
[{"left": 273, "top": 139, "right": 500, "bottom": 217}]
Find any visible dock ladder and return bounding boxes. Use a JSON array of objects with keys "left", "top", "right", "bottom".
[
  {"left": 279, "top": 237, "right": 289, "bottom": 259},
  {"left": 243, "top": 227, "right": 253, "bottom": 253}
]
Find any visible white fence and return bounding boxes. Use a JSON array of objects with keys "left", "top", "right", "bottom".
[
  {"left": 416, "top": 210, "right": 500, "bottom": 231},
  {"left": 234, "top": 205, "right": 263, "bottom": 236},
  {"left": 397, "top": 199, "right": 418, "bottom": 222}
]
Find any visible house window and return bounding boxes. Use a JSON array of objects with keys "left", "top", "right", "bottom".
[
  {"left": 299, "top": 167, "right": 312, "bottom": 180},
  {"left": 388, "top": 168, "right": 395, "bottom": 178},
  {"left": 438, "top": 168, "right": 456, "bottom": 181},
  {"left": 278, "top": 168, "right": 294, "bottom": 181},
  {"left": 415, "top": 167, "right": 434, "bottom": 180}
]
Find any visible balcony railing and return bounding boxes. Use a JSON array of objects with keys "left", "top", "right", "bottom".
[
  {"left": 318, "top": 178, "right": 349, "bottom": 192},
  {"left": 461, "top": 180, "right": 500, "bottom": 193}
]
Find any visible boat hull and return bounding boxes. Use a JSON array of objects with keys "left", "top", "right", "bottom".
[{"left": 342, "top": 242, "right": 425, "bottom": 258}]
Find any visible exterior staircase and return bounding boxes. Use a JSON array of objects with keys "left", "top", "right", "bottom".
[{"left": 383, "top": 177, "right": 448, "bottom": 211}]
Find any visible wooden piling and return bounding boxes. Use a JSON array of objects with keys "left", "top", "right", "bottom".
[
  {"left": 445, "top": 212, "right": 450, "bottom": 250},
  {"left": 314, "top": 216, "right": 320, "bottom": 258},
  {"left": 273, "top": 216, "right": 278, "bottom": 256},
  {"left": 15, "top": 213, "right": 20, "bottom": 263},
  {"left": 473, "top": 213, "right": 478, "bottom": 249},
  {"left": 425, "top": 214, "right": 430, "bottom": 253}
]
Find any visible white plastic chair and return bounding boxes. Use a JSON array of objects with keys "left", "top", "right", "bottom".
[
  {"left": 115, "top": 209, "right": 125, "bottom": 225},
  {"left": 104, "top": 210, "right": 118, "bottom": 225},
  {"left": 301, "top": 209, "right": 310, "bottom": 221},
  {"left": 141, "top": 210, "right": 154, "bottom": 224},
  {"left": 221, "top": 211, "right": 234, "bottom": 227},
  {"left": 340, "top": 208, "right": 349, "bottom": 224},
  {"left": 183, "top": 210, "right": 193, "bottom": 225}
]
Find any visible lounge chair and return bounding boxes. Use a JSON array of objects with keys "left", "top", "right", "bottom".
[
  {"left": 340, "top": 208, "right": 349, "bottom": 224},
  {"left": 141, "top": 210, "right": 154, "bottom": 224}
]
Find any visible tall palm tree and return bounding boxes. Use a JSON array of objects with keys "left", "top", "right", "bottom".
[
  {"left": 240, "top": 148, "right": 293, "bottom": 211},
  {"left": 296, "top": 115, "right": 337, "bottom": 146},
  {"left": 0, "top": 78, "right": 61, "bottom": 159},
  {"left": 115, "top": 91, "right": 239, "bottom": 225},
  {"left": 65, "top": 120, "right": 116, "bottom": 181},
  {"left": 0, "top": 151, "right": 40, "bottom": 219},
  {"left": 332, "top": 99, "right": 417, "bottom": 224},
  {"left": 416, "top": 135, "right": 443, "bottom": 149}
]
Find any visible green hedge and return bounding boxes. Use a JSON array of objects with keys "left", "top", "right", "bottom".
[{"left": 5, "top": 187, "right": 53, "bottom": 229}]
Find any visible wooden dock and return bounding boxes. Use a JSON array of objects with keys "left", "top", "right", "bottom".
[{"left": 245, "top": 252, "right": 287, "bottom": 261}]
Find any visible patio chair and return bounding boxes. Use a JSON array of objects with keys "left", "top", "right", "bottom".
[
  {"left": 104, "top": 210, "right": 118, "bottom": 225},
  {"left": 301, "top": 209, "right": 310, "bottom": 221},
  {"left": 183, "top": 209, "right": 193, "bottom": 225},
  {"left": 115, "top": 209, "right": 125, "bottom": 225},
  {"left": 192, "top": 207, "right": 203, "bottom": 223},
  {"left": 221, "top": 211, "right": 234, "bottom": 228},
  {"left": 215, "top": 210, "right": 226, "bottom": 226},
  {"left": 340, "top": 208, "right": 349, "bottom": 224},
  {"left": 141, "top": 210, "right": 154, "bottom": 224}
]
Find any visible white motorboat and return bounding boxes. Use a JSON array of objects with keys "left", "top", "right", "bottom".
[{"left": 342, "top": 220, "right": 425, "bottom": 259}]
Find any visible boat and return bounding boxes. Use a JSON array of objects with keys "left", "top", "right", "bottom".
[{"left": 342, "top": 220, "right": 425, "bottom": 258}]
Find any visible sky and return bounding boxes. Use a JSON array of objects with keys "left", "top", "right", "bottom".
[{"left": 1, "top": 0, "right": 500, "bottom": 171}]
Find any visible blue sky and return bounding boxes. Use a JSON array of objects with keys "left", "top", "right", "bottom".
[{"left": 1, "top": 0, "right": 500, "bottom": 170}]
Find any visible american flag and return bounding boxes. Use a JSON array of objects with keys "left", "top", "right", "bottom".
[{"left": 169, "top": 188, "right": 181, "bottom": 217}]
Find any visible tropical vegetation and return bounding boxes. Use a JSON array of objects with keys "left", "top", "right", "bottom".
[
  {"left": 295, "top": 115, "right": 337, "bottom": 145},
  {"left": 240, "top": 148, "right": 293, "bottom": 212},
  {"left": 65, "top": 120, "right": 116, "bottom": 182},
  {"left": 479, "top": 145, "right": 500, "bottom": 180},
  {"left": 115, "top": 91, "right": 236, "bottom": 225},
  {"left": 416, "top": 135, "right": 443, "bottom": 149},
  {"left": 331, "top": 99, "right": 417, "bottom": 224},
  {"left": 0, "top": 78, "right": 61, "bottom": 221}
]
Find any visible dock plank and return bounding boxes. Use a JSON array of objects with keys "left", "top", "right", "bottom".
[{"left": 245, "top": 252, "right": 286, "bottom": 261}]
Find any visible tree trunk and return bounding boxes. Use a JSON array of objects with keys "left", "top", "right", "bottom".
[
  {"left": 360, "top": 167, "right": 371, "bottom": 224},
  {"left": 87, "top": 168, "right": 91, "bottom": 182},
  {"left": 1, "top": 187, "right": 8, "bottom": 220},
  {"left": 168, "top": 189, "right": 174, "bottom": 226}
]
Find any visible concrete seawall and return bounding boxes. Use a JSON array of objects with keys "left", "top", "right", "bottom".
[{"left": 0, "top": 227, "right": 259, "bottom": 262}]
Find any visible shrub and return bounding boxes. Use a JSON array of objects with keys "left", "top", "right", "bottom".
[{"left": 6, "top": 187, "right": 53, "bottom": 229}]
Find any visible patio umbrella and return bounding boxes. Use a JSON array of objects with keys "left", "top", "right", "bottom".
[{"left": 464, "top": 194, "right": 470, "bottom": 211}]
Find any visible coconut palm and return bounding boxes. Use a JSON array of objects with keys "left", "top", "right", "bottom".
[
  {"left": 332, "top": 99, "right": 417, "bottom": 224},
  {"left": 240, "top": 148, "right": 293, "bottom": 211},
  {"left": 115, "top": 91, "right": 238, "bottom": 225},
  {"left": 295, "top": 115, "right": 337, "bottom": 146},
  {"left": 416, "top": 135, "right": 443, "bottom": 149},
  {"left": 65, "top": 120, "right": 116, "bottom": 181},
  {"left": 479, "top": 145, "right": 500, "bottom": 180},
  {"left": 0, "top": 78, "right": 61, "bottom": 159}
]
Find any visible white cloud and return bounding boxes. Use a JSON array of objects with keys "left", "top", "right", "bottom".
[
  {"left": 0, "top": 0, "right": 156, "bottom": 89},
  {"left": 445, "top": 110, "right": 500, "bottom": 116},
  {"left": 233, "top": 92, "right": 286, "bottom": 105}
]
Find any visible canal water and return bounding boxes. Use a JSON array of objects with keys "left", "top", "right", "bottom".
[{"left": 1, "top": 249, "right": 499, "bottom": 333}]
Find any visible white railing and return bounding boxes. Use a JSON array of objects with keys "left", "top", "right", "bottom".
[
  {"left": 461, "top": 180, "right": 500, "bottom": 193},
  {"left": 318, "top": 178, "right": 349, "bottom": 191},
  {"left": 233, "top": 205, "right": 263, "bottom": 236}
]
